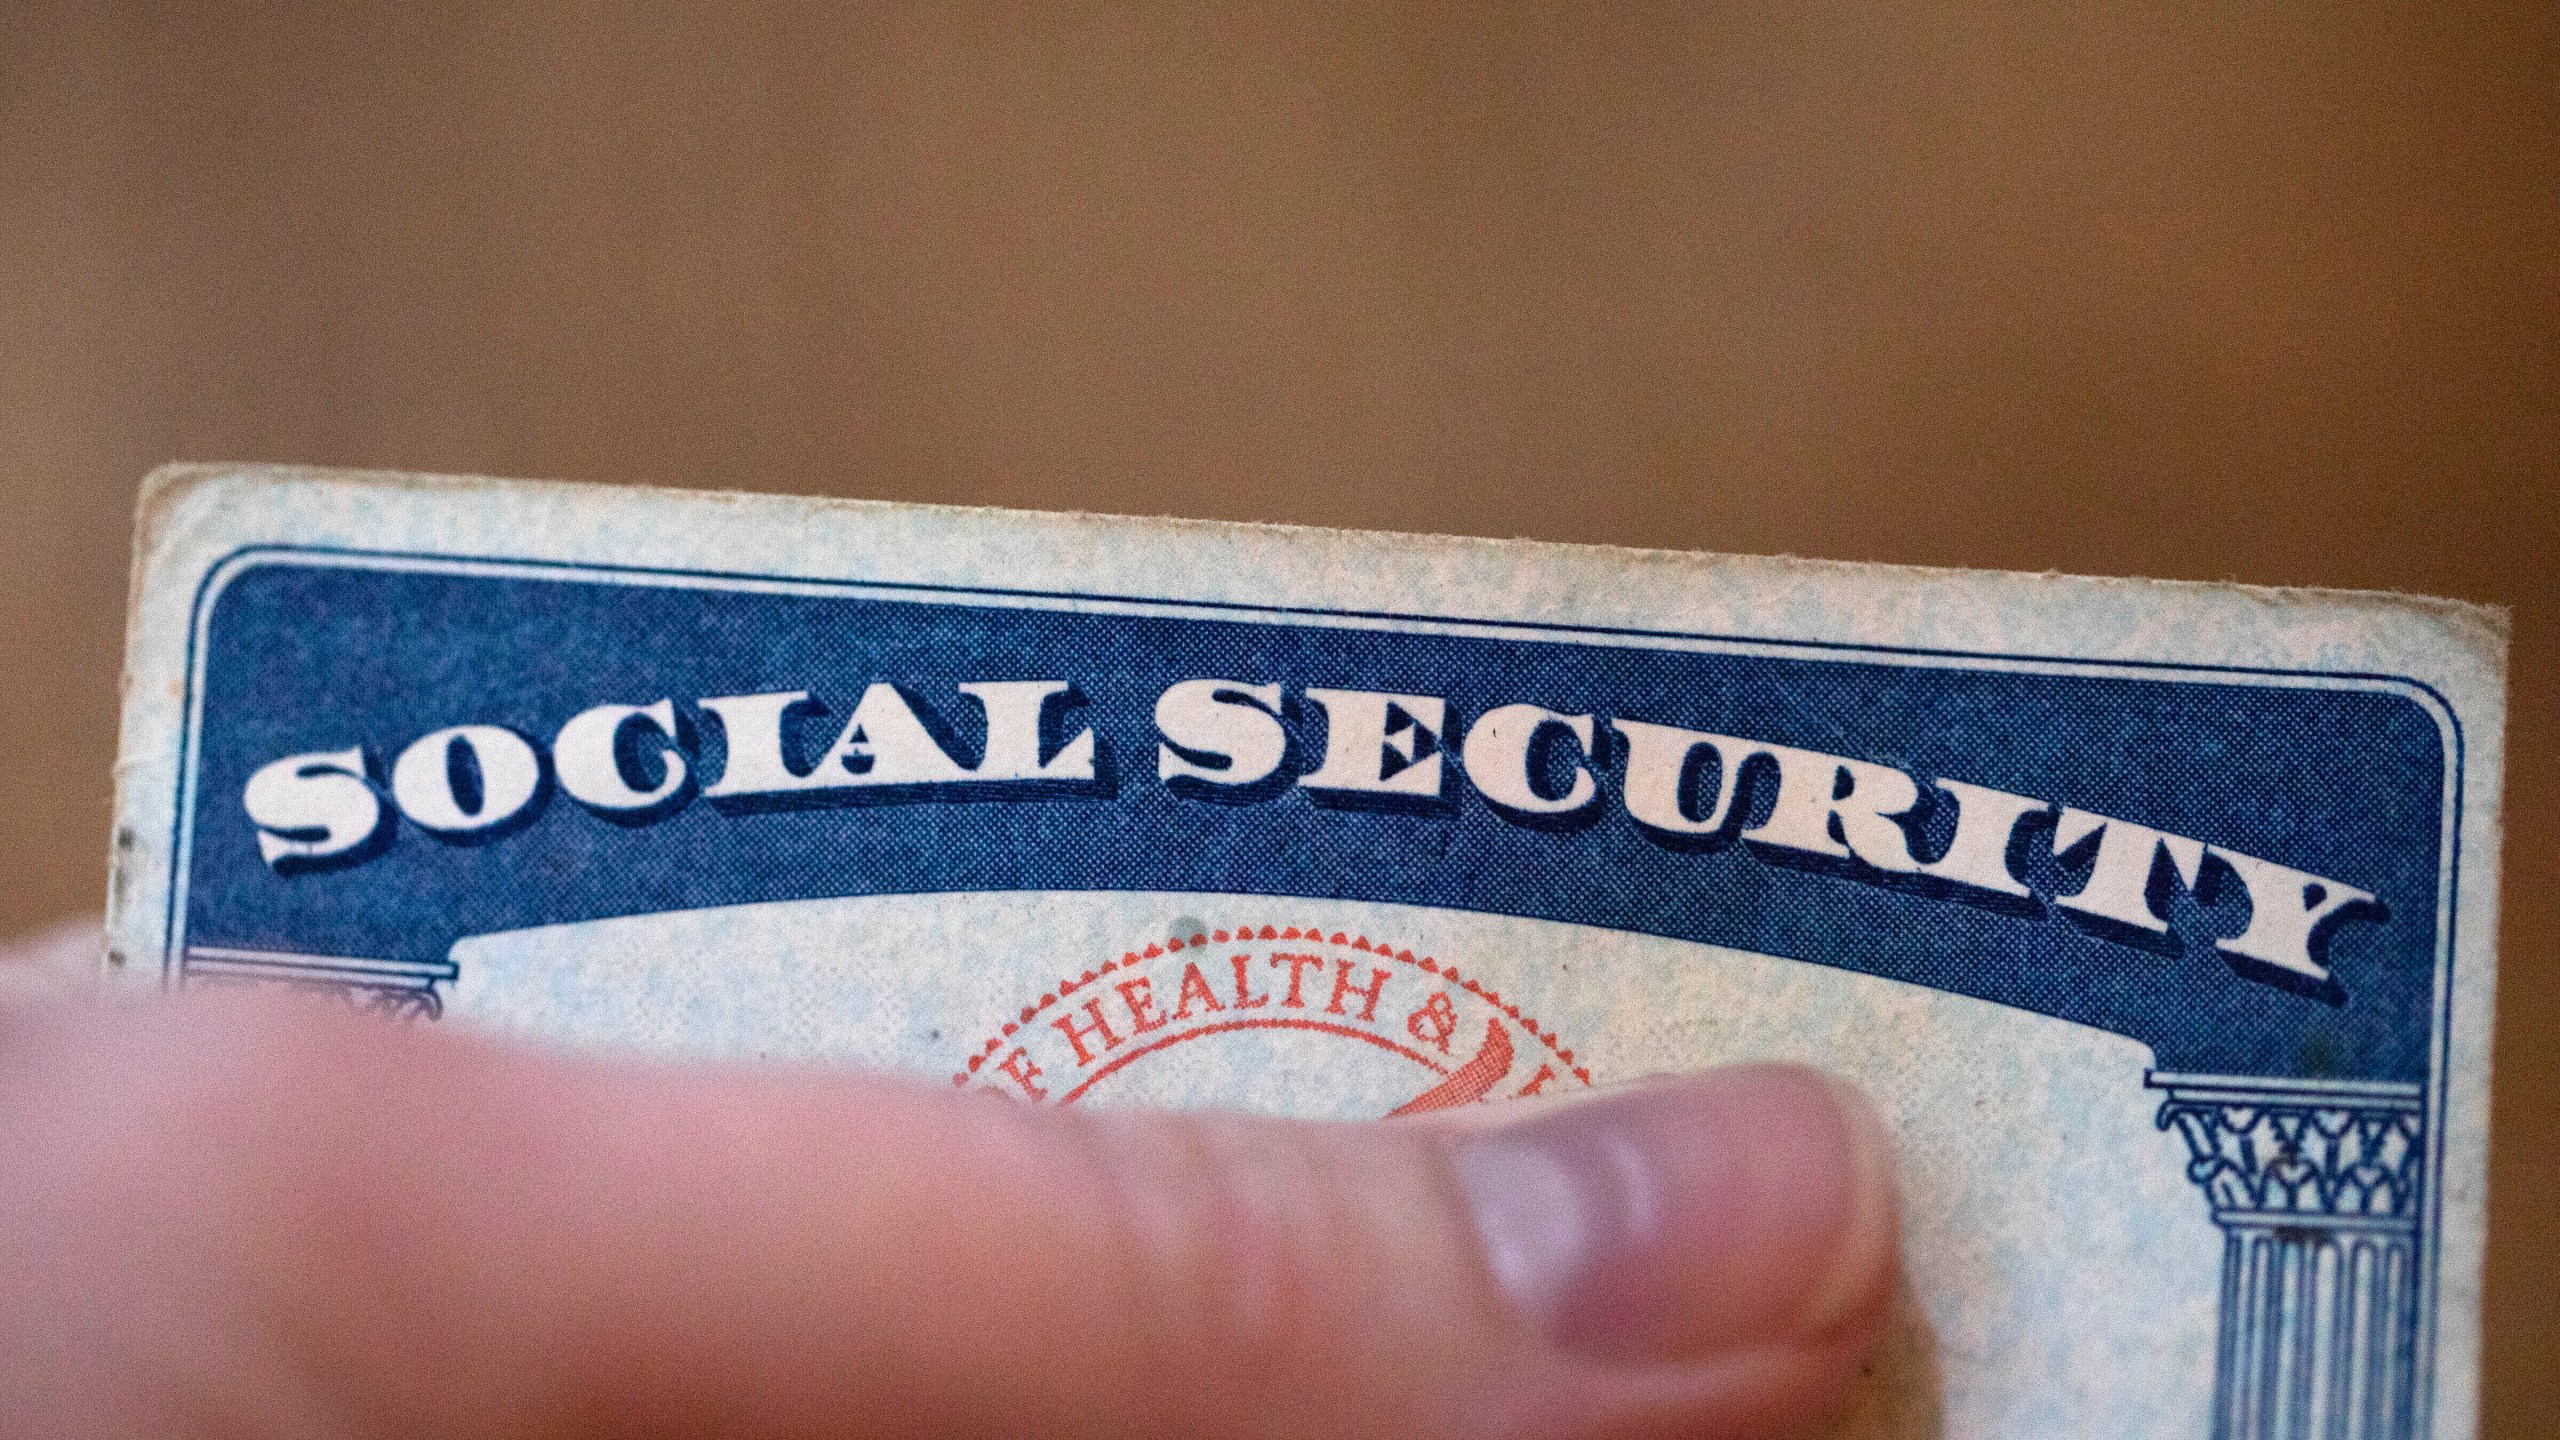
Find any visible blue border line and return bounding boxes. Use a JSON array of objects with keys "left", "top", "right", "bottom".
[{"left": 163, "top": 541, "right": 2469, "bottom": 1430}]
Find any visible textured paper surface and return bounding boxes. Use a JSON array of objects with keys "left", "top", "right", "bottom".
[{"left": 107, "top": 465, "right": 2506, "bottom": 1440}]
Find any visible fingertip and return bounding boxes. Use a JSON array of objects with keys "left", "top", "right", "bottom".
[
  {"left": 1799, "top": 1068, "right": 1900, "bottom": 1338},
  {"left": 1450, "top": 1062, "right": 1901, "bottom": 1365}
]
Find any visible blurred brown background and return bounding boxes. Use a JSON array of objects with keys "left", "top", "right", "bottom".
[{"left": 3, "top": 3, "right": 2550, "bottom": 1429}]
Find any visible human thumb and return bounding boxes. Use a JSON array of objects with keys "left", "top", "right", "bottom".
[{"left": 0, "top": 994, "right": 1896, "bottom": 1439}]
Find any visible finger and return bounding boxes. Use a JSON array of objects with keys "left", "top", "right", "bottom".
[
  {"left": 0, "top": 994, "right": 1897, "bottom": 1440},
  {"left": 0, "top": 915, "right": 100, "bottom": 1004}
]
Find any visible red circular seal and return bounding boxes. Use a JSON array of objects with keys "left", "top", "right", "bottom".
[{"left": 953, "top": 921, "right": 1595, "bottom": 1116}]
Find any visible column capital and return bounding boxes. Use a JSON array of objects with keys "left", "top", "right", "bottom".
[
  {"left": 182, "top": 945, "right": 457, "bottom": 1021},
  {"left": 2146, "top": 1071, "right": 2424, "bottom": 1227}
]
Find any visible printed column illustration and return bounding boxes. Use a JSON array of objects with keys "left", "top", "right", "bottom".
[
  {"left": 2149, "top": 1072, "right": 2427, "bottom": 1440},
  {"left": 182, "top": 945, "right": 458, "bottom": 1020}
]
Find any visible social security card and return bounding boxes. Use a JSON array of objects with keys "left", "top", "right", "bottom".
[{"left": 106, "top": 465, "right": 2507, "bottom": 1440}]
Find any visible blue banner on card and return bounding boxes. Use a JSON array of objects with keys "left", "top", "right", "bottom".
[{"left": 169, "top": 550, "right": 2458, "bottom": 1086}]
